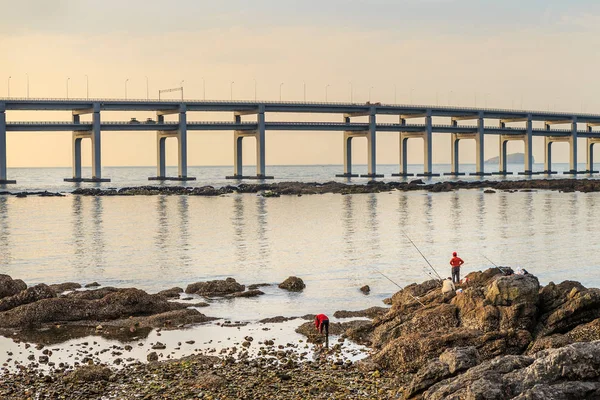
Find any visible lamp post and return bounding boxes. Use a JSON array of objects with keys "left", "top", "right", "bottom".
[
  {"left": 7, "top": 76, "right": 10, "bottom": 97},
  {"left": 279, "top": 82, "right": 284, "bottom": 101},
  {"left": 85, "top": 75, "right": 89, "bottom": 99},
  {"left": 253, "top": 79, "right": 257, "bottom": 101},
  {"left": 125, "top": 78, "right": 129, "bottom": 99},
  {"left": 448, "top": 90, "right": 453, "bottom": 106},
  {"left": 230, "top": 81, "right": 234, "bottom": 101},
  {"left": 394, "top": 84, "right": 397, "bottom": 104},
  {"left": 369, "top": 86, "right": 374, "bottom": 102},
  {"left": 66, "top": 77, "right": 70, "bottom": 99},
  {"left": 202, "top": 77, "right": 206, "bottom": 100},
  {"left": 26, "top": 73, "right": 29, "bottom": 99},
  {"left": 145, "top": 76, "right": 149, "bottom": 100},
  {"left": 410, "top": 88, "right": 414, "bottom": 105},
  {"left": 325, "top": 84, "right": 330, "bottom": 102},
  {"left": 180, "top": 80, "right": 184, "bottom": 100},
  {"left": 485, "top": 93, "right": 490, "bottom": 108}
]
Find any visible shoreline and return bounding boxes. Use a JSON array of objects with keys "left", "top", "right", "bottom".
[
  {"left": 2, "top": 178, "right": 600, "bottom": 197},
  {"left": 3, "top": 268, "right": 600, "bottom": 398}
]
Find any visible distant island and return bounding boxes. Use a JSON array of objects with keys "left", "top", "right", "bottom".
[{"left": 485, "top": 152, "right": 535, "bottom": 164}]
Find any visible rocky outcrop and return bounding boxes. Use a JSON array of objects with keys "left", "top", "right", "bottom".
[
  {"left": 157, "top": 287, "right": 184, "bottom": 298},
  {"left": 421, "top": 341, "right": 600, "bottom": 399},
  {"left": 0, "top": 284, "right": 56, "bottom": 312},
  {"left": 225, "top": 289, "right": 264, "bottom": 298},
  {"left": 278, "top": 277, "right": 306, "bottom": 292},
  {"left": 0, "top": 288, "right": 185, "bottom": 328},
  {"left": 185, "top": 278, "right": 245, "bottom": 296},
  {"left": 0, "top": 275, "right": 27, "bottom": 299},
  {"left": 333, "top": 307, "right": 389, "bottom": 319}
]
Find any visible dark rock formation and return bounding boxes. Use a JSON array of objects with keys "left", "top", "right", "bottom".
[
  {"left": 360, "top": 285, "right": 370, "bottom": 295},
  {"left": 333, "top": 307, "right": 388, "bottom": 319},
  {"left": 278, "top": 277, "right": 306, "bottom": 292},
  {"left": 66, "top": 365, "right": 112, "bottom": 383},
  {"left": 225, "top": 289, "right": 264, "bottom": 298},
  {"left": 0, "top": 284, "right": 56, "bottom": 312},
  {"left": 185, "top": 278, "right": 245, "bottom": 296},
  {"left": 48, "top": 282, "right": 82, "bottom": 293},
  {"left": 0, "top": 275, "right": 27, "bottom": 299},
  {"left": 157, "top": 287, "right": 184, "bottom": 298}
]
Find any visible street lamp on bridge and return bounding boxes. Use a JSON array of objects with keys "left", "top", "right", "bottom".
[
  {"left": 230, "top": 81, "right": 235, "bottom": 101},
  {"left": 325, "top": 84, "right": 330, "bottom": 102},
  {"left": 125, "top": 78, "right": 129, "bottom": 100},
  {"left": 7, "top": 76, "right": 10, "bottom": 97},
  {"left": 279, "top": 82, "right": 284, "bottom": 101},
  {"left": 66, "top": 77, "right": 70, "bottom": 99},
  {"left": 85, "top": 75, "right": 89, "bottom": 99}
]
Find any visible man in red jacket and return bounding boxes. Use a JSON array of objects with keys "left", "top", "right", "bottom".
[
  {"left": 314, "top": 314, "right": 330, "bottom": 347},
  {"left": 450, "top": 252, "right": 464, "bottom": 284}
]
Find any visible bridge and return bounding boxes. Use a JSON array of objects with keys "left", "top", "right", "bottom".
[{"left": 1, "top": 98, "right": 600, "bottom": 183}]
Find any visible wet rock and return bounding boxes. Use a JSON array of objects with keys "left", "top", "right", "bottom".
[
  {"left": 484, "top": 189, "right": 496, "bottom": 194},
  {"left": 48, "top": 282, "right": 82, "bottom": 293},
  {"left": 225, "top": 289, "right": 264, "bottom": 298},
  {"left": 185, "top": 278, "right": 245, "bottom": 296},
  {"left": 0, "top": 275, "right": 27, "bottom": 299},
  {"left": 333, "top": 307, "right": 388, "bottom": 319},
  {"left": 157, "top": 287, "right": 184, "bottom": 298},
  {"left": 66, "top": 365, "right": 112, "bottom": 382},
  {"left": 196, "top": 372, "right": 227, "bottom": 389},
  {"left": 147, "top": 352, "right": 158, "bottom": 362},
  {"left": 360, "top": 285, "right": 370, "bottom": 295},
  {"left": 485, "top": 274, "right": 540, "bottom": 306},
  {"left": 248, "top": 283, "right": 271, "bottom": 290},
  {"left": 259, "top": 316, "right": 297, "bottom": 324},
  {"left": 278, "top": 276, "right": 306, "bottom": 292},
  {"left": 152, "top": 342, "right": 166, "bottom": 350},
  {"left": 85, "top": 282, "right": 101, "bottom": 288},
  {"left": 0, "top": 284, "right": 56, "bottom": 312}
]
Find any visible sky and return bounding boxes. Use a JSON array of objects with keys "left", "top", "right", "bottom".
[{"left": 2, "top": 0, "right": 600, "bottom": 168}]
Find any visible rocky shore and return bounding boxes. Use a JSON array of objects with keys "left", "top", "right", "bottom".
[{"left": 2, "top": 269, "right": 600, "bottom": 399}]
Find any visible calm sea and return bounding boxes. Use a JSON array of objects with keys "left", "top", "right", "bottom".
[{"left": 0, "top": 163, "right": 599, "bottom": 321}]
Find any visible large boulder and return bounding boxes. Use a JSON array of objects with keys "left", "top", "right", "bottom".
[
  {"left": 0, "top": 284, "right": 56, "bottom": 312},
  {"left": 0, "top": 275, "right": 27, "bottom": 299},
  {"left": 535, "top": 287, "right": 600, "bottom": 337},
  {"left": 424, "top": 341, "right": 600, "bottom": 399},
  {"left": 485, "top": 274, "right": 540, "bottom": 307},
  {"left": 48, "top": 282, "right": 82, "bottom": 293},
  {"left": 185, "top": 278, "right": 245, "bottom": 296},
  {"left": 278, "top": 276, "right": 306, "bottom": 292}
]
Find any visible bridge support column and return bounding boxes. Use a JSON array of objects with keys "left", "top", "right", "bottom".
[
  {"left": 392, "top": 132, "right": 413, "bottom": 177},
  {"left": 0, "top": 105, "right": 14, "bottom": 184},
  {"left": 335, "top": 123, "right": 359, "bottom": 177},
  {"left": 416, "top": 111, "right": 438, "bottom": 176},
  {"left": 544, "top": 137, "right": 555, "bottom": 174},
  {"left": 360, "top": 108, "right": 383, "bottom": 178},
  {"left": 564, "top": 118, "right": 581, "bottom": 174},
  {"left": 491, "top": 127, "right": 513, "bottom": 175},
  {"left": 227, "top": 106, "right": 273, "bottom": 180},
  {"left": 443, "top": 133, "right": 465, "bottom": 176},
  {"left": 65, "top": 103, "right": 110, "bottom": 183},
  {"left": 471, "top": 116, "right": 490, "bottom": 176},
  {"left": 520, "top": 116, "right": 534, "bottom": 175},
  {"left": 149, "top": 110, "right": 196, "bottom": 181},
  {"left": 586, "top": 137, "right": 600, "bottom": 174}
]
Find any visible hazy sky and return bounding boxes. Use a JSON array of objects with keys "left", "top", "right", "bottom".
[{"left": 2, "top": 0, "right": 600, "bottom": 168}]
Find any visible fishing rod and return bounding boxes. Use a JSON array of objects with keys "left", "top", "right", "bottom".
[
  {"left": 481, "top": 254, "right": 499, "bottom": 268},
  {"left": 373, "top": 269, "right": 425, "bottom": 307},
  {"left": 402, "top": 231, "right": 443, "bottom": 281},
  {"left": 481, "top": 254, "right": 512, "bottom": 275}
]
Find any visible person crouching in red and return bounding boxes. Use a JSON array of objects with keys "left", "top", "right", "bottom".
[{"left": 314, "top": 313, "right": 330, "bottom": 347}]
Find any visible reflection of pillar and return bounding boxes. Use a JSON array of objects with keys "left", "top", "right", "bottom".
[{"left": 399, "top": 136, "right": 409, "bottom": 175}]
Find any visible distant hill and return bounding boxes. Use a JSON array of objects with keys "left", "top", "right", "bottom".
[{"left": 485, "top": 152, "right": 535, "bottom": 164}]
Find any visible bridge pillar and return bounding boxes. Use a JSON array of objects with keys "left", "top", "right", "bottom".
[
  {"left": 544, "top": 137, "right": 554, "bottom": 174},
  {"left": 177, "top": 105, "right": 188, "bottom": 179},
  {"left": 72, "top": 114, "right": 82, "bottom": 180},
  {"left": 336, "top": 115, "right": 359, "bottom": 178},
  {"left": 156, "top": 115, "right": 167, "bottom": 178},
  {"left": 0, "top": 104, "right": 14, "bottom": 184},
  {"left": 65, "top": 103, "right": 110, "bottom": 183},
  {"left": 472, "top": 116, "right": 489, "bottom": 176},
  {"left": 360, "top": 108, "right": 383, "bottom": 178},
  {"left": 392, "top": 126, "right": 413, "bottom": 177},
  {"left": 416, "top": 110, "right": 439, "bottom": 177},
  {"left": 491, "top": 122, "right": 513, "bottom": 175},
  {"left": 565, "top": 118, "right": 580, "bottom": 174},
  {"left": 443, "top": 118, "right": 464, "bottom": 177},
  {"left": 586, "top": 136, "right": 600, "bottom": 174},
  {"left": 227, "top": 105, "right": 273, "bottom": 180},
  {"left": 523, "top": 116, "right": 533, "bottom": 175}
]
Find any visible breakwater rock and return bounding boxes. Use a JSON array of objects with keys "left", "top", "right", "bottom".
[{"left": 65, "top": 178, "right": 600, "bottom": 197}]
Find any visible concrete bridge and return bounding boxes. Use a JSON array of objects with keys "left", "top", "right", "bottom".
[{"left": 1, "top": 98, "right": 600, "bottom": 183}]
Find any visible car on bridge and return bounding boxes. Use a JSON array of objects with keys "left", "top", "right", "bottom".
[
  {"left": 129, "top": 118, "right": 140, "bottom": 124},
  {"left": 145, "top": 118, "right": 156, "bottom": 124}
]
